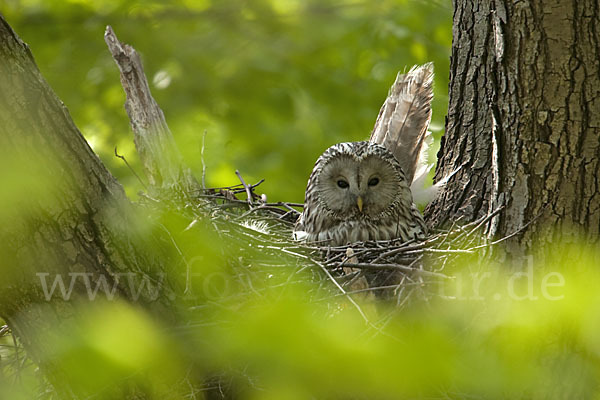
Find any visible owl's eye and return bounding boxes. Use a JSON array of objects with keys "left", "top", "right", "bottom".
[
  {"left": 337, "top": 179, "right": 349, "bottom": 189},
  {"left": 368, "top": 177, "right": 380, "bottom": 187}
]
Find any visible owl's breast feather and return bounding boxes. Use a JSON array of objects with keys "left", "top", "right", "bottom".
[{"left": 296, "top": 218, "right": 424, "bottom": 247}]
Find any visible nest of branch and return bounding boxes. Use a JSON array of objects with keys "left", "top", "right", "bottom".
[{"left": 143, "top": 174, "right": 504, "bottom": 319}]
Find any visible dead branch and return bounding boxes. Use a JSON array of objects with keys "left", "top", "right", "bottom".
[{"left": 104, "top": 25, "right": 200, "bottom": 193}]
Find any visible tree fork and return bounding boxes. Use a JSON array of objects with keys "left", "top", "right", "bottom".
[{"left": 426, "top": 0, "right": 600, "bottom": 259}]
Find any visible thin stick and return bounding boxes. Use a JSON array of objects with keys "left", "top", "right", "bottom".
[
  {"left": 114, "top": 147, "right": 148, "bottom": 190},
  {"left": 158, "top": 223, "right": 193, "bottom": 296},
  {"left": 317, "top": 282, "right": 422, "bottom": 300},
  {"left": 371, "top": 240, "right": 423, "bottom": 263},
  {"left": 466, "top": 215, "right": 538, "bottom": 250},
  {"left": 194, "top": 179, "right": 265, "bottom": 193},
  {"left": 453, "top": 206, "right": 504, "bottom": 243},
  {"left": 269, "top": 246, "right": 372, "bottom": 325},
  {"left": 201, "top": 130, "right": 207, "bottom": 189},
  {"left": 338, "top": 262, "right": 449, "bottom": 279},
  {"left": 414, "top": 248, "right": 474, "bottom": 254},
  {"left": 312, "top": 259, "right": 372, "bottom": 325},
  {"left": 235, "top": 170, "right": 254, "bottom": 209},
  {"left": 12, "top": 328, "right": 21, "bottom": 381}
]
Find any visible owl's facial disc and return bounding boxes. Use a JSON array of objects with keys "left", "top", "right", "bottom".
[
  {"left": 358, "top": 156, "right": 402, "bottom": 216},
  {"left": 316, "top": 156, "right": 360, "bottom": 215},
  {"left": 317, "top": 154, "right": 403, "bottom": 218}
]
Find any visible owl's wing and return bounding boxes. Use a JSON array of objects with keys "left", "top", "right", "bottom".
[{"left": 369, "top": 63, "right": 434, "bottom": 184}]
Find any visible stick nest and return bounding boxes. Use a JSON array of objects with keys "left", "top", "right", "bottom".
[{"left": 141, "top": 175, "right": 504, "bottom": 322}]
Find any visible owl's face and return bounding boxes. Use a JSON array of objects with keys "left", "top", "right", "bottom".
[
  {"left": 296, "top": 141, "right": 426, "bottom": 245},
  {"left": 313, "top": 142, "right": 408, "bottom": 220}
]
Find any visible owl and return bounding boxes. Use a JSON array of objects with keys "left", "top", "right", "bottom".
[{"left": 294, "top": 64, "right": 434, "bottom": 246}]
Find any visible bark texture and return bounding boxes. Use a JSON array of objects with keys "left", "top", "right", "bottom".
[
  {"left": 104, "top": 26, "right": 200, "bottom": 194},
  {"left": 426, "top": 0, "right": 600, "bottom": 258},
  {"left": 0, "top": 16, "right": 181, "bottom": 398}
]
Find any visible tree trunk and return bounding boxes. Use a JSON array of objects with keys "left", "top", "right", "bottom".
[
  {"left": 426, "top": 0, "right": 600, "bottom": 259},
  {"left": 0, "top": 16, "right": 181, "bottom": 398}
]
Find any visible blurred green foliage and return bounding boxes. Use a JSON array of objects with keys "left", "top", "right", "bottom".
[
  {"left": 3, "top": 0, "right": 452, "bottom": 201},
  {"left": 0, "top": 133, "right": 596, "bottom": 398},
  {"left": 3, "top": 214, "right": 600, "bottom": 399}
]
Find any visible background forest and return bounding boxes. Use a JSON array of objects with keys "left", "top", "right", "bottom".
[{"left": 3, "top": 0, "right": 451, "bottom": 200}]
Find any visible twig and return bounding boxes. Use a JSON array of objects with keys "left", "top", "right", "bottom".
[
  {"left": 453, "top": 206, "right": 504, "bottom": 243},
  {"left": 312, "top": 259, "right": 373, "bottom": 325},
  {"left": 237, "top": 204, "right": 295, "bottom": 219},
  {"left": 337, "top": 262, "right": 450, "bottom": 279},
  {"left": 437, "top": 216, "right": 463, "bottom": 247},
  {"left": 371, "top": 239, "right": 422, "bottom": 263},
  {"left": 317, "top": 282, "right": 422, "bottom": 300},
  {"left": 235, "top": 170, "right": 254, "bottom": 209},
  {"left": 195, "top": 179, "right": 265, "bottom": 193},
  {"left": 466, "top": 214, "right": 538, "bottom": 250},
  {"left": 12, "top": 328, "right": 20, "bottom": 382},
  {"left": 415, "top": 248, "right": 474, "bottom": 254},
  {"left": 270, "top": 201, "right": 304, "bottom": 211},
  {"left": 114, "top": 147, "right": 148, "bottom": 190},
  {"left": 266, "top": 246, "right": 372, "bottom": 325},
  {"left": 201, "top": 130, "right": 207, "bottom": 189},
  {"left": 158, "top": 223, "right": 193, "bottom": 295}
]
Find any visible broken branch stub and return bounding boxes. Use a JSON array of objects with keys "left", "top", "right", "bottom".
[{"left": 104, "top": 25, "right": 200, "bottom": 195}]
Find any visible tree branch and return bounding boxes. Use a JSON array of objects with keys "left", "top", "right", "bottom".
[{"left": 104, "top": 25, "right": 200, "bottom": 194}]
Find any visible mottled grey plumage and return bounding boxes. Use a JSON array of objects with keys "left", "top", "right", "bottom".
[
  {"left": 370, "top": 63, "right": 434, "bottom": 184},
  {"left": 294, "top": 64, "right": 433, "bottom": 246}
]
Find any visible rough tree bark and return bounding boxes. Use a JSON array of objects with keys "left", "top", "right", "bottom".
[
  {"left": 426, "top": 0, "right": 600, "bottom": 259},
  {"left": 0, "top": 16, "right": 183, "bottom": 399},
  {"left": 104, "top": 26, "right": 200, "bottom": 194}
]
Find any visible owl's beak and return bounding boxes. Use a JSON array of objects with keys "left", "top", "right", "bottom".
[{"left": 357, "top": 196, "right": 364, "bottom": 213}]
